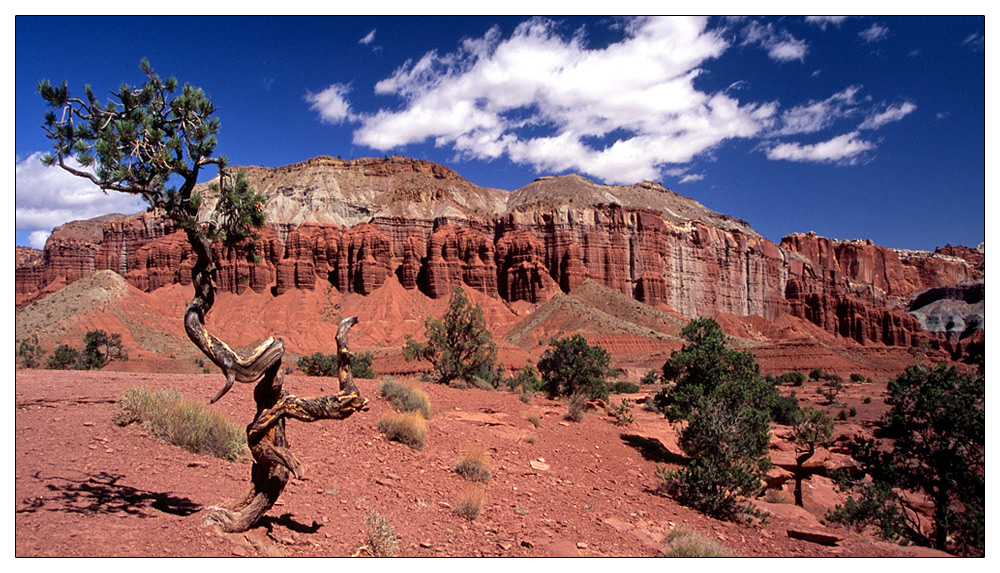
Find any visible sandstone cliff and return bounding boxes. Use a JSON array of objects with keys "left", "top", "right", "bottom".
[{"left": 16, "top": 156, "right": 984, "bottom": 354}]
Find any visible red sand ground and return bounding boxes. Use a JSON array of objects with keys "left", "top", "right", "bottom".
[{"left": 15, "top": 369, "right": 947, "bottom": 558}]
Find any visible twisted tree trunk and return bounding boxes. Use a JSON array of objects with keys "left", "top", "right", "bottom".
[{"left": 184, "top": 234, "right": 367, "bottom": 532}]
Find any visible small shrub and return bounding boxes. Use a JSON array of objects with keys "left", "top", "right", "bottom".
[
  {"left": 468, "top": 375, "right": 497, "bottom": 391},
  {"left": 663, "top": 528, "right": 733, "bottom": 557},
  {"left": 809, "top": 368, "right": 827, "bottom": 381},
  {"left": 518, "top": 391, "right": 532, "bottom": 404},
  {"left": 525, "top": 412, "right": 541, "bottom": 428},
  {"left": 820, "top": 376, "right": 845, "bottom": 405},
  {"left": 113, "top": 387, "right": 247, "bottom": 460},
  {"left": 81, "top": 329, "right": 127, "bottom": 369},
  {"left": 609, "top": 381, "right": 641, "bottom": 394},
  {"left": 565, "top": 392, "right": 587, "bottom": 422},
  {"left": 454, "top": 444, "right": 491, "bottom": 482},
  {"left": 837, "top": 408, "right": 849, "bottom": 421},
  {"left": 351, "top": 351, "right": 376, "bottom": 379},
  {"left": 47, "top": 344, "right": 80, "bottom": 370},
  {"left": 849, "top": 406, "right": 858, "bottom": 417},
  {"left": 453, "top": 486, "right": 485, "bottom": 521},
  {"left": 778, "top": 371, "right": 806, "bottom": 387},
  {"left": 610, "top": 398, "right": 634, "bottom": 426},
  {"left": 297, "top": 352, "right": 337, "bottom": 377},
  {"left": 639, "top": 370, "right": 661, "bottom": 386},
  {"left": 863, "top": 396, "right": 872, "bottom": 404},
  {"left": 17, "top": 334, "right": 44, "bottom": 369},
  {"left": 850, "top": 373, "right": 866, "bottom": 384},
  {"left": 377, "top": 411, "right": 427, "bottom": 450},
  {"left": 363, "top": 510, "right": 399, "bottom": 557},
  {"left": 379, "top": 381, "right": 432, "bottom": 418},
  {"left": 447, "top": 379, "right": 469, "bottom": 390},
  {"left": 524, "top": 434, "right": 537, "bottom": 444},
  {"left": 507, "top": 363, "right": 542, "bottom": 393}
]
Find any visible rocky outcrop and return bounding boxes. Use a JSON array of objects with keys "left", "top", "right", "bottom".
[{"left": 15, "top": 156, "right": 983, "bottom": 353}]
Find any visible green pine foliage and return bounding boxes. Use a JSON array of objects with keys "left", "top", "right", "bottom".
[
  {"left": 297, "top": 352, "right": 338, "bottom": 377},
  {"left": 17, "top": 334, "right": 45, "bottom": 369},
  {"left": 47, "top": 344, "right": 81, "bottom": 370},
  {"left": 350, "top": 351, "right": 376, "bottom": 379},
  {"left": 653, "top": 318, "right": 777, "bottom": 522},
  {"left": 81, "top": 329, "right": 128, "bottom": 369},
  {"left": 402, "top": 287, "right": 498, "bottom": 386},
  {"left": 828, "top": 364, "right": 984, "bottom": 555},
  {"left": 537, "top": 334, "right": 613, "bottom": 401}
]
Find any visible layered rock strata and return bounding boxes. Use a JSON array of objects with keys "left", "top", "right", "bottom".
[{"left": 16, "top": 156, "right": 984, "bottom": 350}]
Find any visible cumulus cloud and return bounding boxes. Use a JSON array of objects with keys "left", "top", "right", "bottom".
[
  {"left": 345, "top": 16, "right": 775, "bottom": 184},
  {"left": 766, "top": 131, "right": 874, "bottom": 164},
  {"left": 741, "top": 20, "right": 808, "bottom": 62},
  {"left": 860, "top": 23, "right": 889, "bottom": 43},
  {"left": 15, "top": 153, "right": 147, "bottom": 245},
  {"left": 305, "top": 83, "right": 356, "bottom": 124},
  {"left": 859, "top": 101, "right": 917, "bottom": 130}
]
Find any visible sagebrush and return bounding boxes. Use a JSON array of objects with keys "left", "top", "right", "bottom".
[
  {"left": 379, "top": 380, "right": 432, "bottom": 418},
  {"left": 377, "top": 411, "right": 427, "bottom": 450},
  {"left": 113, "top": 387, "right": 247, "bottom": 461}
]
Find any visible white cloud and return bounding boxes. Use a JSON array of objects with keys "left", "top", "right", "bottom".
[
  {"left": 15, "top": 152, "right": 147, "bottom": 241},
  {"left": 963, "top": 32, "right": 984, "bottom": 52},
  {"left": 766, "top": 131, "right": 874, "bottom": 164},
  {"left": 859, "top": 101, "right": 917, "bottom": 130},
  {"left": 360, "top": 29, "right": 376, "bottom": 45},
  {"left": 305, "top": 83, "right": 355, "bottom": 124},
  {"left": 860, "top": 23, "right": 889, "bottom": 43},
  {"left": 348, "top": 16, "right": 775, "bottom": 184},
  {"left": 679, "top": 173, "right": 705, "bottom": 184},
  {"left": 741, "top": 20, "right": 808, "bottom": 62},
  {"left": 28, "top": 231, "right": 51, "bottom": 249},
  {"left": 776, "top": 86, "right": 862, "bottom": 135},
  {"left": 805, "top": 16, "right": 847, "bottom": 29}
]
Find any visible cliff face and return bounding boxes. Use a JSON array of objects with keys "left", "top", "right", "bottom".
[{"left": 16, "top": 156, "right": 984, "bottom": 351}]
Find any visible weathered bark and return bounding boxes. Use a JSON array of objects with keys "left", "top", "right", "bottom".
[{"left": 185, "top": 233, "right": 368, "bottom": 532}]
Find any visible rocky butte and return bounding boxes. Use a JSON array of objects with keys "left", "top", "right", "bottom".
[{"left": 16, "top": 155, "right": 984, "bottom": 361}]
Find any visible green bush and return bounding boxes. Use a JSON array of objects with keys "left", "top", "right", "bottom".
[
  {"left": 17, "top": 334, "right": 45, "bottom": 369},
  {"left": 537, "top": 334, "right": 613, "bottom": 401},
  {"left": 850, "top": 373, "right": 866, "bottom": 384},
  {"left": 379, "top": 381, "right": 432, "bottom": 418},
  {"left": 297, "top": 352, "right": 338, "bottom": 376},
  {"left": 403, "top": 287, "right": 498, "bottom": 386},
  {"left": 653, "top": 318, "right": 772, "bottom": 522},
  {"left": 828, "top": 365, "right": 984, "bottom": 555},
  {"left": 113, "top": 387, "right": 247, "bottom": 461},
  {"left": 808, "top": 368, "right": 827, "bottom": 381},
  {"left": 610, "top": 398, "right": 634, "bottom": 426},
  {"left": 506, "top": 363, "right": 543, "bottom": 393},
  {"left": 81, "top": 329, "right": 127, "bottom": 369},
  {"left": 609, "top": 381, "right": 640, "bottom": 394},
  {"left": 350, "top": 351, "right": 376, "bottom": 379},
  {"left": 47, "top": 344, "right": 81, "bottom": 370},
  {"left": 778, "top": 371, "right": 806, "bottom": 386},
  {"left": 639, "top": 370, "right": 661, "bottom": 386}
]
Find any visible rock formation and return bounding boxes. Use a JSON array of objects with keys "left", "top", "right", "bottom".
[{"left": 15, "top": 156, "right": 984, "bottom": 354}]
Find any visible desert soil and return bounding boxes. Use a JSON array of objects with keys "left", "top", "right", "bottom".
[{"left": 15, "top": 368, "right": 948, "bottom": 558}]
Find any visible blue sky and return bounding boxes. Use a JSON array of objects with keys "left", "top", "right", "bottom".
[{"left": 14, "top": 16, "right": 986, "bottom": 252}]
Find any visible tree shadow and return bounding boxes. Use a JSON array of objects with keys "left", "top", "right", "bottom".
[
  {"left": 18, "top": 470, "right": 200, "bottom": 518},
  {"left": 620, "top": 433, "right": 688, "bottom": 465},
  {"left": 264, "top": 513, "right": 322, "bottom": 534}
]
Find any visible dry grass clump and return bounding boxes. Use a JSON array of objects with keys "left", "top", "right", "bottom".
[
  {"left": 377, "top": 411, "right": 427, "bottom": 450},
  {"left": 764, "top": 488, "right": 793, "bottom": 504},
  {"left": 113, "top": 386, "right": 247, "bottom": 461},
  {"left": 454, "top": 444, "right": 492, "bottom": 482},
  {"left": 662, "top": 528, "right": 734, "bottom": 557},
  {"left": 524, "top": 434, "right": 538, "bottom": 444},
  {"left": 379, "top": 380, "right": 432, "bottom": 418},
  {"left": 525, "top": 412, "right": 541, "bottom": 428},
  {"left": 453, "top": 486, "right": 486, "bottom": 521},
  {"left": 363, "top": 510, "right": 399, "bottom": 557},
  {"left": 565, "top": 393, "right": 586, "bottom": 422}
]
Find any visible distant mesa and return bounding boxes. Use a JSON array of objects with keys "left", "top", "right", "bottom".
[{"left": 15, "top": 155, "right": 984, "bottom": 366}]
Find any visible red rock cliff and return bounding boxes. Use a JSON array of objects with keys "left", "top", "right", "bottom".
[{"left": 16, "top": 157, "right": 983, "bottom": 351}]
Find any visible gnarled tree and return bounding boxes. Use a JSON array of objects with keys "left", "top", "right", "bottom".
[{"left": 39, "top": 59, "right": 367, "bottom": 532}]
